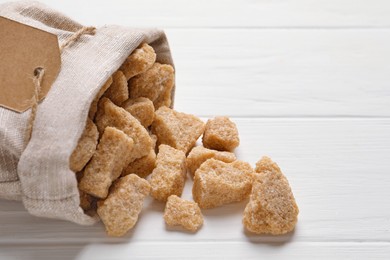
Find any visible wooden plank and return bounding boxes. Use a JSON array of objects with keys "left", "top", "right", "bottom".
[
  {"left": 0, "top": 119, "right": 389, "bottom": 244},
  {"left": 1, "top": 2, "right": 389, "bottom": 117},
  {"left": 168, "top": 29, "right": 390, "bottom": 117},
  {"left": 1, "top": 242, "right": 390, "bottom": 260},
  {"left": 9, "top": 0, "right": 390, "bottom": 28}
]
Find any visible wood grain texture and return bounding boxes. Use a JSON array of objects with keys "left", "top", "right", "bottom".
[
  {"left": 1, "top": 119, "right": 389, "bottom": 246},
  {"left": 11, "top": 0, "right": 390, "bottom": 28},
  {"left": 169, "top": 29, "right": 390, "bottom": 117},
  {"left": 1, "top": 242, "right": 390, "bottom": 260}
]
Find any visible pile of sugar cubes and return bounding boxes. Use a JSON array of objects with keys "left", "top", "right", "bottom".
[{"left": 70, "top": 43, "right": 299, "bottom": 237}]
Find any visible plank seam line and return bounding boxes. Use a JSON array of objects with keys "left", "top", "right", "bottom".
[
  {"left": 164, "top": 26, "right": 390, "bottom": 30},
  {"left": 1, "top": 240, "right": 390, "bottom": 246},
  {"left": 195, "top": 115, "right": 390, "bottom": 120}
]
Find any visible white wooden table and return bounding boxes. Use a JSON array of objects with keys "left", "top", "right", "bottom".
[{"left": 1, "top": 1, "right": 390, "bottom": 259}]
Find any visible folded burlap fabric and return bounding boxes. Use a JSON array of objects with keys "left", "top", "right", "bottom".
[{"left": 0, "top": 1, "right": 174, "bottom": 225}]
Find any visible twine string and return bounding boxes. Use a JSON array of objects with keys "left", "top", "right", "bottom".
[
  {"left": 59, "top": 26, "right": 96, "bottom": 52},
  {"left": 25, "top": 26, "right": 96, "bottom": 144},
  {"left": 25, "top": 67, "right": 44, "bottom": 143}
]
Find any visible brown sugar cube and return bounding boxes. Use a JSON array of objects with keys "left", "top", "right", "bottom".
[
  {"left": 254, "top": 155, "right": 283, "bottom": 174},
  {"left": 164, "top": 195, "right": 203, "bottom": 232},
  {"left": 243, "top": 156, "right": 299, "bottom": 235},
  {"left": 129, "top": 63, "right": 175, "bottom": 109},
  {"left": 187, "top": 146, "right": 236, "bottom": 178},
  {"left": 88, "top": 77, "right": 113, "bottom": 119},
  {"left": 77, "top": 171, "right": 95, "bottom": 212},
  {"left": 97, "top": 174, "right": 151, "bottom": 237},
  {"left": 122, "top": 149, "right": 156, "bottom": 178},
  {"left": 153, "top": 81, "right": 173, "bottom": 109},
  {"left": 150, "top": 134, "right": 158, "bottom": 150},
  {"left": 192, "top": 159, "right": 253, "bottom": 209},
  {"left": 103, "top": 70, "right": 128, "bottom": 106},
  {"left": 203, "top": 116, "right": 240, "bottom": 152},
  {"left": 79, "top": 189, "right": 93, "bottom": 211},
  {"left": 69, "top": 118, "right": 99, "bottom": 173},
  {"left": 152, "top": 106, "right": 205, "bottom": 154},
  {"left": 122, "top": 97, "right": 155, "bottom": 128},
  {"left": 79, "top": 127, "right": 134, "bottom": 199},
  {"left": 120, "top": 43, "right": 156, "bottom": 80},
  {"left": 149, "top": 145, "right": 186, "bottom": 202},
  {"left": 95, "top": 97, "right": 152, "bottom": 162}
]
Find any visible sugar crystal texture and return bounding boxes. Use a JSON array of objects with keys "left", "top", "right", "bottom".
[
  {"left": 203, "top": 116, "right": 240, "bottom": 152},
  {"left": 97, "top": 174, "right": 151, "bottom": 237},
  {"left": 129, "top": 63, "right": 174, "bottom": 109},
  {"left": 122, "top": 148, "right": 156, "bottom": 179},
  {"left": 187, "top": 146, "right": 236, "bottom": 177},
  {"left": 69, "top": 118, "right": 99, "bottom": 172},
  {"left": 154, "top": 79, "right": 174, "bottom": 109},
  {"left": 95, "top": 98, "right": 152, "bottom": 163},
  {"left": 242, "top": 156, "right": 299, "bottom": 235},
  {"left": 120, "top": 43, "right": 156, "bottom": 80},
  {"left": 77, "top": 171, "right": 95, "bottom": 212},
  {"left": 122, "top": 97, "right": 155, "bottom": 128},
  {"left": 152, "top": 106, "right": 205, "bottom": 155},
  {"left": 79, "top": 127, "right": 134, "bottom": 199},
  {"left": 103, "top": 70, "right": 129, "bottom": 106},
  {"left": 149, "top": 145, "right": 186, "bottom": 202},
  {"left": 193, "top": 159, "right": 253, "bottom": 209},
  {"left": 164, "top": 195, "right": 203, "bottom": 232}
]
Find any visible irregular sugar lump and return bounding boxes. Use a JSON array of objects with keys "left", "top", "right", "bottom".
[
  {"left": 97, "top": 174, "right": 151, "bottom": 237},
  {"left": 149, "top": 144, "right": 186, "bottom": 202},
  {"left": 103, "top": 70, "right": 129, "bottom": 106},
  {"left": 122, "top": 148, "right": 156, "bottom": 179},
  {"left": 203, "top": 116, "right": 240, "bottom": 152},
  {"left": 152, "top": 106, "right": 205, "bottom": 155},
  {"left": 164, "top": 195, "right": 203, "bottom": 232},
  {"left": 95, "top": 97, "right": 152, "bottom": 163},
  {"left": 153, "top": 76, "right": 174, "bottom": 109},
  {"left": 122, "top": 97, "right": 155, "bottom": 128},
  {"left": 120, "top": 43, "right": 156, "bottom": 80},
  {"left": 187, "top": 146, "right": 236, "bottom": 177},
  {"left": 192, "top": 159, "right": 253, "bottom": 209},
  {"left": 129, "top": 63, "right": 174, "bottom": 109},
  {"left": 79, "top": 127, "right": 134, "bottom": 199},
  {"left": 79, "top": 188, "right": 93, "bottom": 212},
  {"left": 150, "top": 133, "right": 158, "bottom": 151},
  {"left": 69, "top": 118, "right": 99, "bottom": 173},
  {"left": 242, "top": 156, "right": 299, "bottom": 235}
]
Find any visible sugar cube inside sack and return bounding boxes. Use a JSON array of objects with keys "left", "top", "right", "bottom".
[
  {"left": 79, "top": 127, "right": 134, "bottom": 199},
  {"left": 69, "top": 118, "right": 99, "bottom": 173}
]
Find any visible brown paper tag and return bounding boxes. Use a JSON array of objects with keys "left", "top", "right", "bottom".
[{"left": 0, "top": 16, "right": 61, "bottom": 113}]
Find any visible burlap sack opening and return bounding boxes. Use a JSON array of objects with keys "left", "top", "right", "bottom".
[{"left": 0, "top": 1, "right": 174, "bottom": 225}]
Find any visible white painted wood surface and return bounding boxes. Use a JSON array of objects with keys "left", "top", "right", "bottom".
[{"left": 1, "top": 0, "right": 390, "bottom": 259}]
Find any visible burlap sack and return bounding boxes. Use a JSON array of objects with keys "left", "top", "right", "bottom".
[{"left": 0, "top": 1, "right": 174, "bottom": 225}]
